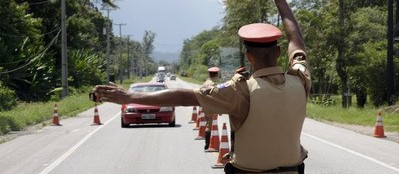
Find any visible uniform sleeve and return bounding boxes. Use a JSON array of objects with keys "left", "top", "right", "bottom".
[
  {"left": 193, "top": 74, "right": 249, "bottom": 115},
  {"left": 288, "top": 50, "right": 311, "bottom": 97}
]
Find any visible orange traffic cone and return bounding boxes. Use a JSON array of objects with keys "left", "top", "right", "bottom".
[
  {"left": 189, "top": 106, "right": 198, "bottom": 123},
  {"left": 195, "top": 115, "right": 206, "bottom": 140},
  {"left": 52, "top": 103, "right": 61, "bottom": 126},
  {"left": 373, "top": 112, "right": 386, "bottom": 138},
  {"left": 92, "top": 103, "right": 102, "bottom": 125},
  {"left": 212, "top": 123, "right": 229, "bottom": 168},
  {"left": 193, "top": 108, "right": 203, "bottom": 130},
  {"left": 206, "top": 114, "right": 220, "bottom": 152}
]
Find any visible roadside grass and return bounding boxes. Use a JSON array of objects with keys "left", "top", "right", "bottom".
[
  {"left": 0, "top": 93, "right": 94, "bottom": 135},
  {"left": 178, "top": 76, "right": 203, "bottom": 85},
  {"left": 307, "top": 98, "right": 399, "bottom": 132},
  {"left": 0, "top": 76, "right": 153, "bottom": 135}
]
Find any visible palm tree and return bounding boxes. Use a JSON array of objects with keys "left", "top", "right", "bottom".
[{"left": 102, "top": 0, "right": 117, "bottom": 7}]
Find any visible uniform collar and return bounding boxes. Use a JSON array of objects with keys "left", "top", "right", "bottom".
[{"left": 252, "top": 67, "right": 284, "bottom": 78}]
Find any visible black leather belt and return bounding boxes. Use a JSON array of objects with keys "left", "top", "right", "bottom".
[
  {"left": 225, "top": 163, "right": 300, "bottom": 174},
  {"left": 236, "top": 166, "right": 298, "bottom": 173}
]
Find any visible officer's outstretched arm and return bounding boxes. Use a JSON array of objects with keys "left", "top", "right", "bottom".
[{"left": 94, "top": 83, "right": 199, "bottom": 106}]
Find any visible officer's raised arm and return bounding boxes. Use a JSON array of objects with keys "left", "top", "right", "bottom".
[
  {"left": 275, "top": 0, "right": 305, "bottom": 56},
  {"left": 275, "top": 0, "right": 311, "bottom": 94}
]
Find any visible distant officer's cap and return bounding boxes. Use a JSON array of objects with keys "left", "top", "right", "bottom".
[
  {"left": 238, "top": 23, "right": 283, "bottom": 47},
  {"left": 235, "top": 66, "right": 246, "bottom": 73},
  {"left": 208, "top": 67, "right": 220, "bottom": 73}
]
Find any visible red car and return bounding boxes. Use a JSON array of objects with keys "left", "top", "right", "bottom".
[{"left": 121, "top": 82, "right": 176, "bottom": 128}]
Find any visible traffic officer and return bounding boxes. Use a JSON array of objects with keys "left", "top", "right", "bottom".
[
  {"left": 222, "top": 0, "right": 310, "bottom": 172},
  {"left": 93, "top": 0, "right": 310, "bottom": 173},
  {"left": 202, "top": 67, "right": 220, "bottom": 150}
]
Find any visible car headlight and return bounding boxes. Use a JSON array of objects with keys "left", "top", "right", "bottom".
[
  {"left": 124, "top": 107, "right": 137, "bottom": 113},
  {"left": 159, "top": 107, "right": 173, "bottom": 112}
]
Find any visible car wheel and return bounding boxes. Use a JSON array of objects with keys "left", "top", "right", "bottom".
[
  {"left": 168, "top": 118, "right": 176, "bottom": 127},
  {"left": 121, "top": 117, "right": 129, "bottom": 128}
]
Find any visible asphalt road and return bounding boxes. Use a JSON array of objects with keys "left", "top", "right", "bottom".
[{"left": 0, "top": 77, "right": 398, "bottom": 174}]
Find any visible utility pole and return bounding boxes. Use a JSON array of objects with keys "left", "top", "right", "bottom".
[
  {"left": 126, "top": 35, "right": 136, "bottom": 79},
  {"left": 61, "top": 0, "right": 68, "bottom": 98},
  {"left": 126, "top": 35, "right": 131, "bottom": 79},
  {"left": 387, "top": 0, "right": 394, "bottom": 105},
  {"left": 114, "top": 23, "right": 126, "bottom": 83},
  {"left": 100, "top": 4, "right": 117, "bottom": 84},
  {"left": 397, "top": 0, "right": 399, "bottom": 38}
]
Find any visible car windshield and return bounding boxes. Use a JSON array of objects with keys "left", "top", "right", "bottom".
[{"left": 129, "top": 85, "right": 166, "bottom": 92}]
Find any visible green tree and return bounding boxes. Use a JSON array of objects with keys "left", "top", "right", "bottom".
[
  {"left": 68, "top": 49, "right": 105, "bottom": 87},
  {"left": 348, "top": 7, "right": 387, "bottom": 107},
  {"left": 142, "top": 30, "right": 156, "bottom": 76},
  {"left": 200, "top": 41, "right": 221, "bottom": 67},
  {"left": 291, "top": 0, "right": 329, "bottom": 10},
  {"left": 10, "top": 0, "right": 110, "bottom": 100},
  {"left": 179, "top": 28, "right": 221, "bottom": 80},
  {"left": 129, "top": 40, "right": 144, "bottom": 78},
  {"left": 291, "top": 6, "right": 337, "bottom": 104},
  {"left": 321, "top": 0, "right": 387, "bottom": 107},
  {"left": 221, "top": 0, "right": 275, "bottom": 66},
  {"left": 0, "top": 0, "right": 55, "bottom": 101}
]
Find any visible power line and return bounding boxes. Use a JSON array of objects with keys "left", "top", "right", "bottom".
[
  {"left": 0, "top": 30, "right": 61, "bottom": 75},
  {"left": 0, "top": 27, "right": 61, "bottom": 38},
  {"left": 27, "top": 0, "right": 52, "bottom": 6}
]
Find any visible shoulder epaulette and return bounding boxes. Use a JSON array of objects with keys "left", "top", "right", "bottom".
[{"left": 232, "top": 73, "right": 246, "bottom": 82}]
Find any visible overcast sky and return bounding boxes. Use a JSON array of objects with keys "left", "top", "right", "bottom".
[{"left": 102, "top": 0, "right": 225, "bottom": 54}]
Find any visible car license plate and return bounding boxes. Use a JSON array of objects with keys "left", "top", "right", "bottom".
[{"left": 142, "top": 114, "right": 156, "bottom": 119}]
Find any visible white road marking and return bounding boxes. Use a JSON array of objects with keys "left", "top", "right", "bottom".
[
  {"left": 38, "top": 112, "right": 120, "bottom": 174},
  {"left": 303, "top": 132, "right": 399, "bottom": 172}
]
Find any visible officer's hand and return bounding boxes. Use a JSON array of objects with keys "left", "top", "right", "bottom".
[{"left": 93, "top": 82, "right": 132, "bottom": 104}]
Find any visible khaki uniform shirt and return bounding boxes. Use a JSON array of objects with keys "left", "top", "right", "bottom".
[
  {"left": 194, "top": 50, "right": 311, "bottom": 172},
  {"left": 194, "top": 74, "right": 249, "bottom": 132},
  {"left": 232, "top": 67, "right": 308, "bottom": 171},
  {"left": 201, "top": 77, "right": 219, "bottom": 130}
]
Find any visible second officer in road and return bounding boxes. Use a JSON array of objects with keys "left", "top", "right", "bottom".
[{"left": 202, "top": 67, "right": 220, "bottom": 150}]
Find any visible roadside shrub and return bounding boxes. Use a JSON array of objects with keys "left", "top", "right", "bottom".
[
  {"left": 179, "top": 71, "right": 188, "bottom": 77},
  {"left": 0, "top": 83, "right": 17, "bottom": 111},
  {"left": 0, "top": 115, "right": 23, "bottom": 135},
  {"left": 310, "top": 94, "right": 337, "bottom": 106},
  {"left": 68, "top": 50, "right": 105, "bottom": 88},
  {"left": 0, "top": 115, "right": 11, "bottom": 135},
  {"left": 47, "top": 87, "right": 63, "bottom": 102}
]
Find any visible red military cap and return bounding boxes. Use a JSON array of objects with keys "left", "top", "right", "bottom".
[
  {"left": 235, "top": 66, "right": 246, "bottom": 73},
  {"left": 208, "top": 67, "right": 220, "bottom": 73},
  {"left": 238, "top": 23, "right": 283, "bottom": 44}
]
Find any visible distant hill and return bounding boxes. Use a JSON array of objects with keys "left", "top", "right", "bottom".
[{"left": 151, "top": 51, "right": 179, "bottom": 63}]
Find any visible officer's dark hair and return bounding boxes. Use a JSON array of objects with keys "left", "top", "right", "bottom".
[
  {"left": 245, "top": 43, "right": 280, "bottom": 67},
  {"left": 209, "top": 72, "right": 219, "bottom": 78}
]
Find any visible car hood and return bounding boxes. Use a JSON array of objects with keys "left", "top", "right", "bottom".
[{"left": 122, "top": 103, "right": 160, "bottom": 109}]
